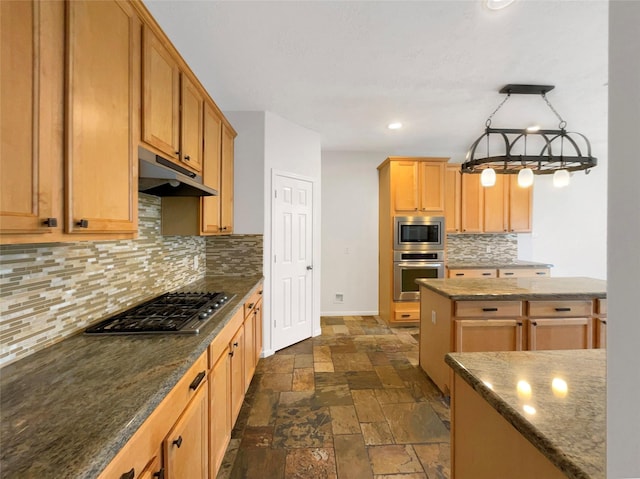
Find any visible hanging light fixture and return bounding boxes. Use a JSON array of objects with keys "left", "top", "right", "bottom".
[{"left": 462, "top": 84, "right": 597, "bottom": 187}]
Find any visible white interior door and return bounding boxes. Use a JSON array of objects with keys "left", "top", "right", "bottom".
[{"left": 272, "top": 172, "right": 314, "bottom": 351}]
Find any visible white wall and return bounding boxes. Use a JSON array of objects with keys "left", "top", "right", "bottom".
[
  {"left": 321, "top": 151, "right": 385, "bottom": 315},
  {"left": 225, "top": 111, "right": 265, "bottom": 234},
  {"left": 263, "top": 112, "right": 322, "bottom": 350},
  {"left": 608, "top": 1, "right": 640, "bottom": 476}
]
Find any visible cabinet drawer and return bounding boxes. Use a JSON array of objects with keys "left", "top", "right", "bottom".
[
  {"left": 244, "top": 285, "right": 263, "bottom": 318},
  {"left": 449, "top": 269, "right": 497, "bottom": 279},
  {"left": 498, "top": 268, "right": 550, "bottom": 278},
  {"left": 528, "top": 300, "right": 592, "bottom": 317},
  {"left": 394, "top": 310, "right": 420, "bottom": 321},
  {"left": 596, "top": 298, "right": 607, "bottom": 315},
  {"left": 455, "top": 301, "right": 522, "bottom": 318}
]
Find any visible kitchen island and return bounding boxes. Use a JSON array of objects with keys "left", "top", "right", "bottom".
[
  {"left": 447, "top": 259, "right": 553, "bottom": 278},
  {"left": 0, "top": 275, "right": 263, "bottom": 478},
  {"left": 446, "top": 349, "right": 605, "bottom": 479},
  {"left": 416, "top": 276, "right": 606, "bottom": 394}
]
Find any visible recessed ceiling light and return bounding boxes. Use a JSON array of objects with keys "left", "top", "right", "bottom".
[
  {"left": 387, "top": 122, "right": 403, "bottom": 130},
  {"left": 485, "top": 0, "right": 515, "bottom": 10}
]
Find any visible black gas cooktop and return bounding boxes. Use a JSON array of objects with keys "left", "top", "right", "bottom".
[{"left": 85, "top": 291, "right": 233, "bottom": 335}]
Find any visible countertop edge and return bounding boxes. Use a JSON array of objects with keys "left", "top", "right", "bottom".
[
  {"left": 445, "top": 354, "right": 593, "bottom": 479},
  {"left": 446, "top": 262, "right": 554, "bottom": 270}
]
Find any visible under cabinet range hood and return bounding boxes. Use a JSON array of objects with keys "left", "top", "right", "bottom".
[{"left": 138, "top": 146, "right": 217, "bottom": 197}]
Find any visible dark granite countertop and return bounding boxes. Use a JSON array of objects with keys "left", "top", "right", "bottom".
[
  {"left": 416, "top": 276, "right": 606, "bottom": 300},
  {"left": 445, "top": 349, "right": 605, "bottom": 479},
  {"left": 0, "top": 275, "right": 263, "bottom": 479},
  {"left": 447, "top": 259, "right": 554, "bottom": 269}
]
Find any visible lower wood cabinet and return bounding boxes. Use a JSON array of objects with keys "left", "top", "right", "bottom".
[
  {"left": 137, "top": 454, "right": 162, "bottom": 479},
  {"left": 229, "top": 324, "right": 245, "bottom": 424},
  {"left": 455, "top": 319, "right": 523, "bottom": 352},
  {"left": 209, "top": 346, "right": 231, "bottom": 478},
  {"left": 528, "top": 318, "right": 593, "bottom": 350},
  {"left": 164, "top": 386, "right": 208, "bottom": 479}
]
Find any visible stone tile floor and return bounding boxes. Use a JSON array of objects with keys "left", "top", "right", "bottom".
[{"left": 216, "top": 316, "right": 451, "bottom": 479}]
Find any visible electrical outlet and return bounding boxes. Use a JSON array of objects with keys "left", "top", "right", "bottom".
[
  {"left": 193, "top": 256, "right": 199, "bottom": 270},
  {"left": 334, "top": 293, "right": 344, "bottom": 303},
  {"left": 432, "top": 310, "right": 437, "bottom": 324}
]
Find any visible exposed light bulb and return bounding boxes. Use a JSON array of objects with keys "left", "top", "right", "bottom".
[
  {"left": 553, "top": 169, "right": 571, "bottom": 188},
  {"left": 526, "top": 125, "right": 541, "bottom": 133},
  {"left": 517, "top": 168, "right": 534, "bottom": 187},
  {"left": 387, "top": 122, "right": 402, "bottom": 130},
  {"left": 480, "top": 168, "right": 496, "bottom": 187}
]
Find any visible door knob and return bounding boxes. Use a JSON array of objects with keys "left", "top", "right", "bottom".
[{"left": 306, "top": 265, "right": 313, "bottom": 270}]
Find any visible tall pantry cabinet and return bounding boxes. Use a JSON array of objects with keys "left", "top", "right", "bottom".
[{"left": 378, "top": 157, "right": 448, "bottom": 326}]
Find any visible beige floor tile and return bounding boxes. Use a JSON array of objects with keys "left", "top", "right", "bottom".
[
  {"left": 333, "top": 352, "right": 374, "bottom": 372},
  {"left": 334, "top": 434, "right": 373, "bottom": 479},
  {"left": 285, "top": 448, "right": 338, "bottom": 479},
  {"left": 367, "top": 445, "right": 424, "bottom": 475},
  {"left": 361, "top": 421, "right": 395, "bottom": 445},
  {"left": 352, "top": 389, "right": 385, "bottom": 422},
  {"left": 260, "top": 373, "right": 293, "bottom": 392},
  {"left": 279, "top": 391, "right": 315, "bottom": 407},
  {"left": 292, "top": 367, "right": 315, "bottom": 391},
  {"left": 413, "top": 443, "right": 451, "bottom": 479},
  {"left": 373, "top": 473, "right": 427, "bottom": 478},
  {"left": 382, "top": 403, "right": 449, "bottom": 444},
  {"left": 330, "top": 405, "right": 361, "bottom": 435},
  {"left": 314, "top": 345, "right": 332, "bottom": 362},
  {"left": 246, "top": 391, "right": 279, "bottom": 427},
  {"left": 375, "top": 388, "right": 416, "bottom": 405},
  {"left": 294, "top": 353, "right": 314, "bottom": 369},
  {"left": 375, "top": 366, "right": 406, "bottom": 388},
  {"left": 314, "top": 361, "right": 335, "bottom": 372}
]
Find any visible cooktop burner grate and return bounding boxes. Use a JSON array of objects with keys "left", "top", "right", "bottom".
[{"left": 85, "top": 291, "right": 232, "bottom": 335}]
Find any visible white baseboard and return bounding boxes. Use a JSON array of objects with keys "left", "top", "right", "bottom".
[{"left": 321, "top": 310, "right": 378, "bottom": 317}]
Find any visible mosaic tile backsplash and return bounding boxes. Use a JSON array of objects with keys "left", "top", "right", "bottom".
[
  {"left": 446, "top": 233, "right": 518, "bottom": 263},
  {"left": 0, "top": 194, "right": 206, "bottom": 366},
  {"left": 206, "top": 235, "right": 263, "bottom": 276}
]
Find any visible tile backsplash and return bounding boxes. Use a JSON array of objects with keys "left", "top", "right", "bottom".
[
  {"left": 446, "top": 233, "right": 518, "bottom": 263},
  {"left": 0, "top": 194, "right": 205, "bottom": 366},
  {"left": 206, "top": 235, "right": 263, "bottom": 276}
]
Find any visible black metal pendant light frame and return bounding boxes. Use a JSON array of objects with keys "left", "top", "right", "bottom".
[{"left": 461, "top": 84, "right": 597, "bottom": 175}]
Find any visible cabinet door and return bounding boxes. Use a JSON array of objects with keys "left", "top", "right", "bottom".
[
  {"left": 444, "top": 166, "right": 461, "bottom": 233},
  {"left": 201, "top": 103, "right": 222, "bottom": 234},
  {"left": 179, "top": 74, "right": 203, "bottom": 173},
  {"left": 483, "top": 174, "right": 507, "bottom": 233},
  {"left": 164, "top": 385, "right": 208, "bottom": 479},
  {"left": 138, "top": 454, "right": 163, "bottom": 479},
  {"left": 220, "top": 123, "right": 235, "bottom": 234},
  {"left": 243, "top": 311, "right": 255, "bottom": 392},
  {"left": 455, "top": 319, "right": 523, "bottom": 352},
  {"left": 419, "top": 161, "right": 445, "bottom": 212},
  {"left": 66, "top": 0, "right": 138, "bottom": 234},
  {"left": 142, "top": 25, "right": 180, "bottom": 161},
  {"left": 229, "top": 324, "right": 245, "bottom": 424},
  {"left": 595, "top": 318, "right": 606, "bottom": 349},
  {"left": 1, "top": 0, "right": 61, "bottom": 237},
  {"left": 460, "top": 173, "right": 483, "bottom": 233},
  {"left": 254, "top": 301, "right": 263, "bottom": 365},
  {"left": 391, "top": 160, "right": 420, "bottom": 213},
  {"left": 528, "top": 318, "right": 593, "bottom": 350},
  {"left": 209, "top": 347, "right": 231, "bottom": 478},
  {"left": 508, "top": 175, "right": 533, "bottom": 232}
]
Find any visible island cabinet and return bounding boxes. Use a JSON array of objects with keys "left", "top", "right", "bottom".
[
  {"left": 595, "top": 299, "right": 607, "bottom": 348},
  {"left": 418, "top": 278, "right": 605, "bottom": 395},
  {"left": 1, "top": 0, "right": 140, "bottom": 243},
  {"left": 448, "top": 267, "right": 550, "bottom": 279}
]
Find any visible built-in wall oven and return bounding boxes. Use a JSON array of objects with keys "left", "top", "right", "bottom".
[
  {"left": 393, "top": 250, "right": 445, "bottom": 301},
  {"left": 394, "top": 216, "right": 444, "bottom": 251}
]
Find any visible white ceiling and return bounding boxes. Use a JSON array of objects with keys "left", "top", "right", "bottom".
[{"left": 144, "top": 0, "right": 609, "bottom": 162}]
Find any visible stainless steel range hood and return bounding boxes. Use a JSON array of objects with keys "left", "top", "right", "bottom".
[{"left": 138, "top": 146, "right": 217, "bottom": 197}]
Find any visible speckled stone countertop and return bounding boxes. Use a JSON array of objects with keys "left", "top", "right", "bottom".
[
  {"left": 0, "top": 275, "right": 263, "bottom": 479},
  {"left": 447, "top": 259, "right": 554, "bottom": 269},
  {"left": 416, "top": 276, "right": 606, "bottom": 300},
  {"left": 445, "top": 349, "right": 605, "bottom": 479}
]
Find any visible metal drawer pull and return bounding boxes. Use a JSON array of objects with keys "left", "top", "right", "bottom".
[
  {"left": 77, "top": 219, "right": 89, "bottom": 228},
  {"left": 153, "top": 468, "right": 165, "bottom": 479},
  {"left": 536, "top": 272, "right": 547, "bottom": 275},
  {"left": 504, "top": 272, "right": 514, "bottom": 276},
  {"left": 531, "top": 321, "right": 538, "bottom": 326},
  {"left": 43, "top": 217, "right": 58, "bottom": 227},
  {"left": 555, "top": 307, "right": 572, "bottom": 312},
  {"left": 401, "top": 314, "right": 411, "bottom": 318},
  {"left": 482, "top": 273, "right": 492, "bottom": 276},
  {"left": 482, "top": 307, "right": 498, "bottom": 312},
  {"left": 455, "top": 273, "right": 464, "bottom": 276},
  {"left": 601, "top": 319, "right": 607, "bottom": 325},
  {"left": 248, "top": 303, "right": 255, "bottom": 309},
  {"left": 189, "top": 371, "right": 206, "bottom": 390},
  {"left": 516, "top": 321, "right": 523, "bottom": 326},
  {"left": 233, "top": 342, "right": 239, "bottom": 347},
  {"left": 120, "top": 469, "right": 134, "bottom": 479},
  {"left": 173, "top": 436, "right": 183, "bottom": 448}
]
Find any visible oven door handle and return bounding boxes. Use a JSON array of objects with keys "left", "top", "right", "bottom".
[{"left": 396, "top": 262, "right": 444, "bottom": 268}]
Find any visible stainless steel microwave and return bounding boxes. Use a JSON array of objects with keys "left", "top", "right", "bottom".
[{"left": 393, "top": 216, "right": 445, "bottom": 251}]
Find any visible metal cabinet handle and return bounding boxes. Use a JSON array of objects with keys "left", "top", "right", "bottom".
[
  {"left": 189, "top": 371, "right": 206, "bottom": 390},
  {"left": 455, "top": 273, "right": 464, "bottom": 276},
  {"left": 43, "top": 217, "right": 58, "bottom": 227},
  {"left": 536, "top": 272, "right": 547, "bottom": 275},
  {"left": 516, "top": 321, "right": 523, "bottom": 326},
  {"left": 531, "top": 321, "right": 538, "bottom": 326},
  {"left": 175, "top": 151, "right": 180, "bottom": 156},
  {"left": 401, "top": 314, "right": 411, "bottom": 318},
  {"left": 153, "top": 468, "right": 165, "bottom": 479},
  {"left": 120, "top": 469, "right": 134, "bottom": 479},
  {"left": 233, "top": 342, "right": 239, "bottom": 347},
  {"left": 555, "top": 307, "right": 571, "bottom": 312},
  {"left": 259, "top": 290, "right": 263, "bottom": 295},
  {"left": 601, "top": 319, "right": 607, "bottom": 325},
  {"left": 482, "top": 272, "right": 492, "bottom": 276},
  {"left": 306, "top": 265, "right": 313, "bottom": 270},
  {"left": 77, "top": 219, "right": 89, "bottom": 228},
  {"left": 184, "top": 155, "right": 190, "bottom": 161},
  {"left": 482, "top": 308, "right": 498, "bottom": 312},
  {"left": 229, "top": 350, "right": 234, "bottom": 357},
  {"left": 248, "top": 303, "right": 255, "bottom": 309},
  {"left": 173, "top": 436, "right": 183, "bottom": 448},
  {"left": 504, "top": 272, "right": 514, "bottom": 276}
]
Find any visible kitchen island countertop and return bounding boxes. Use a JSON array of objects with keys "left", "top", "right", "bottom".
[
  {"left": 446, "top": 349, "right": 605, "bottom": 479},
  {"left": 416, "top": 276, "right": 606, "bottom": 301},
  {"left": 0, "top": 274, "right": 263, "bottom": 479}
]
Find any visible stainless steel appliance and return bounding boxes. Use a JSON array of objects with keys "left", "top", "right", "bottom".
[
  {"left": 393, "top": 250, "right": 444, "bottom": 301},
  {"left": 85, "top": 291, "right": 233, "bottom": 335},
  {"left": 393, "top": 216, "right": 444, "bottom": 251}
]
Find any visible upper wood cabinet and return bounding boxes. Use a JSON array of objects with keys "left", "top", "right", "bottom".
[
  {"left": 1, "top": 0, "right": 62, "bottom": 238},
  {"left": 141, "top": 25, "right": 204, "bottom": 175},
  {"left": 66, "top": 0, "right": 139, "bottom": 234},
  {"left": 387, "top": 158, "right": 446, "bottom": 214},
  {"left": 459, "top": 173, "right": 532, "bottom": 234},
  {"left": 444, "top": 165, "right": 462, "bottom": 233},
  {"left": 220, "top": 124, "right": 235, "bottom": 233},
  {"left": 201, "top": 103, "right": 223, "bottom": 234}
]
